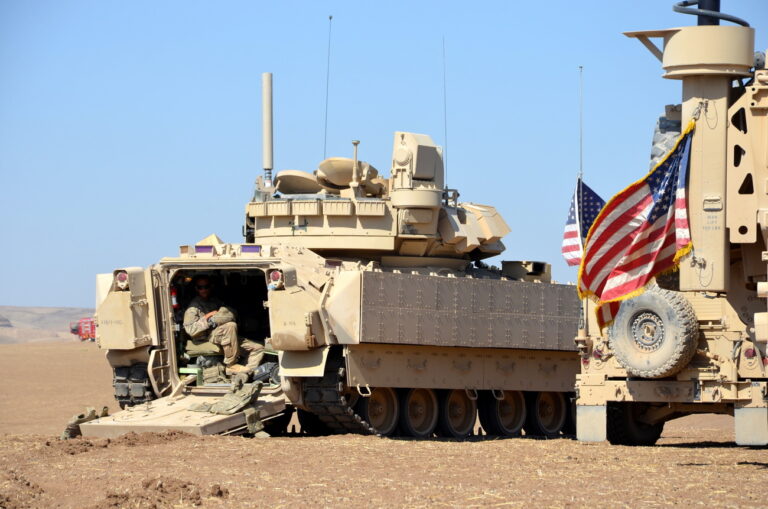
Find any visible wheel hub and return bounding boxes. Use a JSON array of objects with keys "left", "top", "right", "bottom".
[
  {"left": 449, "top": 402, "right": 465, "bottom": 419},
  {"left": 630, "top": 312, "right": 665, "bottom": 352}
]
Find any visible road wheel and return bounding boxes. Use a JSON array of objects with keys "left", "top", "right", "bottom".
[
  {"left": 436, "top": 390, "right": 477, "bottom": 439},
  {"left": 399, "top": 388, "right": 438, "bottom": 438},
  {"left": 297, "top": 408, "right": 331, "bottom": 436},
  {"left": 478, "top": 390, "right": 526, "bottom": 437},
  {"left": 356, "top": 387, "right": 399, "bottom": 436},
  {"left": 524, "top": 392, "right": 567, "bottom": 438},
  {"left": 609, "top": 285, "right": 698, "bottom": 378},
  {"left": 607, "top": 403, "right": 664, "bottom": 446}
]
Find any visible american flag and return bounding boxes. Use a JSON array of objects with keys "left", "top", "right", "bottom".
[
  {"left": 578, "top": 121, "right": 695, "bottom": 329},
  {"left": 562, "top": 178, "right": 605, "bottom": 266}
]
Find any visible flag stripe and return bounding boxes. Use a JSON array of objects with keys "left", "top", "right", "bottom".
[
  {"left": 602, "top": 237, "right": 677, "bottom": 299},
  {"left": 585, "top": 186, "right": 649, "bottom": 249},
  {"left": 609, "top": 224, "right": 675, "bottom": 273},
  {"left": 584, "top": 194, "right": 655, "bottom": 273},
  {"left": 603, "top": 250, "right": 677, "bottom": 300},
  {"left": 586, "top": 210, "right": 671, "bottom": 290},
  {"left": 586, "top": 181, "right": 646, "bottom": 238}
]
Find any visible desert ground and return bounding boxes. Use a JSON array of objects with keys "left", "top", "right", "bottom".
[{"left": 0, "top": 307, "right": 766, "bottom": 508}]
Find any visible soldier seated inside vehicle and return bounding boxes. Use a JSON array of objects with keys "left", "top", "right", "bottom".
[{"left": 181, "top": 274, "right": 265, "bottom": 376}]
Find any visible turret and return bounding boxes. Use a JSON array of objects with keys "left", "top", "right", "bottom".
[{"left": 244, "top": 78, "right": 509, "bottom": 263}]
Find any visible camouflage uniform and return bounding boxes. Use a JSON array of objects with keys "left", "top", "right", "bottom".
[{"left": 183, "top": 296, "right": 263, "bottom": 368}]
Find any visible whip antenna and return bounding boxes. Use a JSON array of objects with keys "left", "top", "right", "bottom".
[
  {"left": 323, "top": 15, "right": 333, "bottom": 159},
  {"left": 578, "top": 65, "right": 583, "bottom": 179},
  {"left": 576, "top": 64, "right": 588, "bottom": 337},
  {"left": 577, "top": 65, "right": 584, "bottom": 242}
]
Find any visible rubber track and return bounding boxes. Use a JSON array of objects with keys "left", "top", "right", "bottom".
[{"left": 301, "top": 355, "right": 375, "bottom": 435}]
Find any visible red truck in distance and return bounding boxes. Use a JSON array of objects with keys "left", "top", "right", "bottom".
[{"left": 70, "top": 318, "right": 96, "bottom": 342}]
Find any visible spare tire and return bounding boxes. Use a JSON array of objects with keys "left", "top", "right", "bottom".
[{"left": 608, "top": 285, "right": 698, "bottom": 378}]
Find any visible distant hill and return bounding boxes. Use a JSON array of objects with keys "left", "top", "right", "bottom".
[{"left": 0, "top": 306, "right": 94, "bottom": 344}]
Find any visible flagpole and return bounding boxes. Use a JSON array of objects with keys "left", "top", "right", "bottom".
[
  {"left": 578, "top": 65, "right": 583, "bottom": 179},
  {"left": 576, "top": 65, "right": 590, "bottom": 344},
  {"left": 576, "top": 65, "right": 584, "bottom": 255}
]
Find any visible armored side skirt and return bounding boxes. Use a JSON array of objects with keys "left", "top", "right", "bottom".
[
  {"left": 359, "top": 272, "right": 579, "bottom": 351},
  {"left": 345, "top": 344, "right": 579, "bottom": 393}
]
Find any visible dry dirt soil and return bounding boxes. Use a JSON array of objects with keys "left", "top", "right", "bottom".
[{"left": 1, "top": 338, "right": 767, "bottom": 509}]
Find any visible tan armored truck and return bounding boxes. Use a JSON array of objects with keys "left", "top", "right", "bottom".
[
  {"left": 82, "top": 74, "right": 582, "bottom": 439},
  {"left": 576, "top": 1, "right": 768, "bottom": 446}
]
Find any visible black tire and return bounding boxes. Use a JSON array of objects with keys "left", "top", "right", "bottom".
[
  {"left": 562, "top": 394, "right": 577, "bottom": 436},
  {"left": 478, "top": 391, "right": 526, "bottom": 437},
  {"left": 297, "top": 408, "right": 331, "bottom": 436},
  {"left": 609, "top": 285, "right": 698, "bottom": 379},
  {"left": 262, "top": 406, "right": 295, "bottom": 436},
  {"left": 607, "top": 403, "right": 664, "bottom": 446},
  {"left": 523, "top": 392, "right": 567, "bottom": 438},
  {"left": 654, "top": 271, "right": 679, "bottom": 291},
  {"left": 398, "top": 388, "right": 438, "bottom": 438},
  {"left": 436, "top": 390, "right": 477, "bottom": 439}
]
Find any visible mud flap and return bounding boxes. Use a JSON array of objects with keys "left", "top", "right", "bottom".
[
  {"left": 576, "top": 405, "right": 607, "bottom": 442},
  {"left": 79, "top": 389, "right": 285, "bottom": 438},
  {"left": 735, "top": 407, "right": 768, "bottom": 446}
]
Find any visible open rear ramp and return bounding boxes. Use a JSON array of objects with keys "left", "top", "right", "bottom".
[{"left": 80, "top": 389, "right": 285, "bottom": 438}]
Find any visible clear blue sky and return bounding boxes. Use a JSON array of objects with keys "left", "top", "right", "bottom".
[{"left": 1, "top": 1, "right": 766, "bottom": 308}]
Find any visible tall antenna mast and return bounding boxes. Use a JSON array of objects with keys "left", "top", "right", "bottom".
[
  {"left": 578, "top": 65, "right": 584, "bottom": 179},
  {"left": 576, "top": 65, "right": 585, "bottom": 245},
  {"left": 323, "top": 15, "right": 333, "bottom": 159},
  {"left": 442, "top": 36, "right": 449, "bottom": 189},
  {"left": 262, "top": 72, "right": 273, "bottom": 188},
  {"left": 576, "top": 64, "right": 588, "bottom": 339}
]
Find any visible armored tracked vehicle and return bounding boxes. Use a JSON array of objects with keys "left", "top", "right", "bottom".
[
  {"left": 576, "top": 1, "right": 768, "bottom": 446},
  {"left": 83, "top": 74, "right": 581, "bottom": 439}
]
